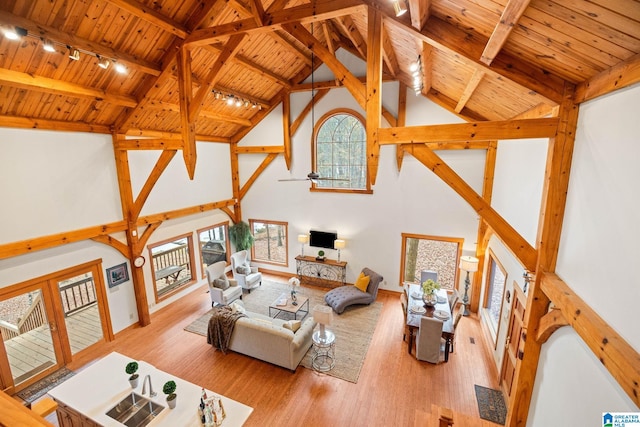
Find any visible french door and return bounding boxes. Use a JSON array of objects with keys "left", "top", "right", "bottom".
[{"left": 0, "top": 260, "right": 113, "bottom": 394}]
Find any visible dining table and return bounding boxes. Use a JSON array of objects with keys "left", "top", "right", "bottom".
[{"left": 405, "top": 283, "right": 455, "bottom": 362}]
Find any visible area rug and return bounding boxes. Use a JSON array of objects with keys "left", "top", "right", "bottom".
[
  {"left": 16, "top": 367, "right": 76, "bottom": 404},
  {"left": 474, "top": 384, "right": 507, "bottom": 425},
  {"left": 184, "top": 280, "right": 382, "bottom": 383}
]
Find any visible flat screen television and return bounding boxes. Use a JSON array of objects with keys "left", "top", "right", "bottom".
[{"left": 309, "top": 230, "right": 338, "bottom": 250}]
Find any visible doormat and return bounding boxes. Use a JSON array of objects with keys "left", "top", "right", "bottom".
[
  {"left": 16, "top": 367, "right": 75, "bottom": 404},
  {"left": 474, "top": 384, "right": 507, "bottom": 425}
]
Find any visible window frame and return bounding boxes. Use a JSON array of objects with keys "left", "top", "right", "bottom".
[
  {"left": 249, "top": 219, "right": 289, "bottom": 267},
  {"left": 398, "top": 233, "right": 464, "bottom": 290},
  {"left": 147, "top": 232, "right": 197, "bottom": 303},
  {"left": 483, "top": 249, "right": 508, "bottom": 345},
  {"left": 311, "top": 108, "right": 372, "bottom": 194},
  {"left": 196, "top": 222, "right": 231, "bottom": 277}
]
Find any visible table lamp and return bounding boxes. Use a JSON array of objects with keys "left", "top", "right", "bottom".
[
  {"left": 334, "top": 239, "right": 346, "bottom": 262},
  {"left": 459, "top": 256, "right": 479, "bottom": 316},
  {"left": 298, "top": 234, "right": 309, "bottom": 256},
  {"left": 312, "top": 305, "right": 333, "bottom": 341}
]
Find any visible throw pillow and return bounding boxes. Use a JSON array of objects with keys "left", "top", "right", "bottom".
[
  {"left": 213, "top": 275, "right": 230, "bottom": 290},
  {"left": 283, "top": 319, "right": 302, "bottom": 332},
  {"left": 230, "top": 301, "right": 245, "bottom": 314},
  {"left": 236, "top": 265, "right": 251, "bottom": 275},
  {"left": 354, "top": 272, "right": 370, "bottom": 292}
]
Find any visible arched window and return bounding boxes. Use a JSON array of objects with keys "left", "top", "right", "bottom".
[{"left": 313, "top": 110, "right": 371, "bottom": 192}]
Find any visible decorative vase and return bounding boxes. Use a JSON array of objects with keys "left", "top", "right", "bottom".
[
  {"left": 422, "top": 292, "right": 437, "bottom": 307},
  {"left": 167, "top": 395, "right": 177, "bottom": 409},
  {"left": 129, "top": 375, "right": 139, "bottom": 389}
]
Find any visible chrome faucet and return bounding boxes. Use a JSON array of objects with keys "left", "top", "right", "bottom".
[{"left": 141, "top": 374, "right": 157, "bottom": 397}]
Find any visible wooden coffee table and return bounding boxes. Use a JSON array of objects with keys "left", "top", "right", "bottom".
[{"left": 268, "top": 293, "right": 309, "bottom": 320}]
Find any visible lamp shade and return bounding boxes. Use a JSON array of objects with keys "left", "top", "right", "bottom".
[
  {"left": 298, "top": 234, "right": 309, "bottom": 244},
  {"left": 334, "top": 239, "right": 346, "bottom": 250},
  {"left": 459, "top": 256, "right": 479, "bottom": 272},
  {"left": 312, "top": 305, "right": 333, "bottom": 325}
]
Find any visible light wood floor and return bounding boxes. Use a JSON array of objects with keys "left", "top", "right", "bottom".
[{"left": 60, "top": 273, "right": 501, "bottom": 426}]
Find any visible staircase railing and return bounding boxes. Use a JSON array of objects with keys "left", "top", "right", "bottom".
[
  {"left": 0, "top": 292, "right": 47, "bottom": 341},
  {"left": 59, "top": 276, "right": 97, "bottom": 316}
]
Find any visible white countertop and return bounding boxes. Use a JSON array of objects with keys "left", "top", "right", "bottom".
[{"left": 48, "top": 352, "right": 253, "bottom": 426}]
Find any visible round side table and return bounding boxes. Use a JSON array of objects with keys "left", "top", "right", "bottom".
[{"left": 311, "top": 330, "right": 336, "bottom": 372}]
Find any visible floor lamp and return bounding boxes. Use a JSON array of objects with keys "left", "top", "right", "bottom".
[
  {"left": 298, "top": 234, "right": 308, "bottom": 256},
  {"left": 459, "top": 256, "right": 479, "bottom": 316}
]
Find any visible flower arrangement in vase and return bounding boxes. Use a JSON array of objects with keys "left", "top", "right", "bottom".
[
  {"left": 289, "top": 277, "right": 300, "bottom": 306},
  {"left": 421, "top": 279, "right": 441, "bottom": 307}
]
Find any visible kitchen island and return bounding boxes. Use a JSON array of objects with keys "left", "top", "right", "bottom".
[{"left": 48, "top": 352, "right": 253, "bottom": 426}]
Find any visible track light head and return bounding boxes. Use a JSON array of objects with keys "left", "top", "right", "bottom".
[
  {"left": 392, "top": 0, "right": 407, "bottom": 17},
  {"left": 3, "top": 26, "right": 27, "bottom": 40},
  {"left": 115, "top": 62, "right": 127, "bottom": 74},
  {"left": 68, "top": 47, "right": 80, "bottom": 61},
  {"left": 42, "top": 39, "right": 56, "bottom": 53},
  {"left": 97, "top": 56, "right": 110, "bottom": 69}
]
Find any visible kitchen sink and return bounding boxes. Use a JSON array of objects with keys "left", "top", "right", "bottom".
[{"left": 105, "top": 392, "right": 164, "bottom": 427}]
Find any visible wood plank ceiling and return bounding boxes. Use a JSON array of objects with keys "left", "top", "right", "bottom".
[{"left": 0, "top": 0, "right": 638, "bottom": 141}]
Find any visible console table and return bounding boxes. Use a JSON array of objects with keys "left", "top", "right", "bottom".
[{"left": 295, "top": 255, "right": 347, "bottom": 288}]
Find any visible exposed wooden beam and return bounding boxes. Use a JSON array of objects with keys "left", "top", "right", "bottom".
[
  {"left": 271, "top": 31, "right": 312, "bottom": 66},
  {"left": 540, "top": 272, "right": 640, "bottom": 408},
  {"left": 396, "top": 82, "right": 408, "bottom": 171},
  {"left": 184, "top": 0, "right": 364, "bottom": 47},
  {"left": 0, "top": 10, "right": 161, "bottom": 76},
  {"left": 190, "top": 34, "right": 246, "bottom": 122},
  {"left": 176, "top": 47, "right": 197, "bottom": 179},
  {"left": 137, "top": 199, "right": 237, "bottom": 226},
  {"left": 510, "top": 103, "right": 559, "bottom": 120},
  {"left": 291, "top": 75, "right": 395, "bottom": 92},
  {"left": 114, "top": 139, "right": 184, "bottom": 150},
  {"left": 379, "top": 118, "right": 559, "bottom": 145},
  {"left": 407, "top": 145, "right": 538, "bottom": 271},
  {"left": 0, "top": 67, "right": 138, "bottom": 108},
  {"left": 0, "top": 115, "right": 111, "bottom": 134},
  {"left": 507, "top": 82, "right": 579, "bottom": 426},
  {"left": 574, "top": 53, "right": 640, "bottom": 104},
  {"left": 247, "top": 0, "right": 266, "bottom": 26},
  {"left": 131, "top": 150, "right": 178, "bottom": 219},
  {"left": 124, "top": 129, "right": 231, "bottom": 142},
  {"left": 400, "top": 141, "right": 492, "bottom": 150},
  {"left": 104, "top": 0, "right": 189, "bottom": 38},
  {"left": 284, "top": 22, "right": 366, "bottom": 108},
  {"left": 283, "top": 96, "right": 292, "bottom": 169},
  {"left": 333, "top": 15, "right": 367, "bottom": 58},
  {"left": 426, "top": 89, "right": 488, "bottom": 122},
  {"left": 407, "top": 0, "right": 430, "bottom": 30},
  {"left": 0, "top": 222, "right": 127, "bottom": 260},
  {"left": 480, "top": 0, "right": 532, "bottom": 65},
  {"left": 90, "top": 235, "right": 129, "bottom": 258},
  {"left": 235, "top": 146, "right": 286, "bottom": 154},
  {"left": 366, "top": 6, "right": 383, "bottom": 186},
  {"left": 240, "top": 153, "right": 278, "bottom": 199},
  {"left": 455, "top": 69, "right": 485, "bottom": 113},
  {"left": 536, "top": 307, "right": 568, "bottom": 343},
  {"left": 381, "top": 23, "right": 400, "bottom": 77}
]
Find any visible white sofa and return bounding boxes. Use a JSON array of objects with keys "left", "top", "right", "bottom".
[{"left": 227, "top": 304, "right": 316, "bottom": 371}]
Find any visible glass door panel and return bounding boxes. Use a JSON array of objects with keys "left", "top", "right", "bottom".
[
  {"left": 0, "top": 289, "right": 61, "bottom": 388},
  {"left": 57, "top": 272, "right": 104, "bottom": 355}
]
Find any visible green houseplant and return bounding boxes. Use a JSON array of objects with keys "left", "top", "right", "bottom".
[
  {"left": 125, "top": 361, "right": 139, "bottom": 388},
  {"left": 163, "top": 380, "right": 177, "bottom": 409},
  {"left": 316, "top": 250, "right": 325, "bottom": 261},
  {"left": 229, "top": 221, "right": 254, "bottom": 251}
]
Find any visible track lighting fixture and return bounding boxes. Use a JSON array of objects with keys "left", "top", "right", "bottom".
[
  {"left": 2, "top": 26, "right": 27, "bottom": 40},
  {"left": 392, "top": 0, "right": 407, "bottom": 17},
  {"left": 115, "top": 62, "right": 127, "bottom": 74},
  {"left": 211, "top": 90, "right": 259, "bottom": 109},
  {"left": 226, "top": 96, "right": 235, "bottom": 106},
  {"left": 97, "top": 55, "right": 110, "bottom": 69},
  {"left": 411, "top": 55, "right": 423, "bottom": 96},
  {"left": 42, "top": 39, "right": 56, "bottom": 53},
  {"left": 68, "top": 46, "right": 80, "bottom": 61}
]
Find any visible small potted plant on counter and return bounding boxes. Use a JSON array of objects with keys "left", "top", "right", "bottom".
[
  {"left": 316, "top": 250, "right": 325, "bottom": 261},
  {"left": 125, "top": 361, "right": 139, "bottom": 388},
  {"left": 163, "top": 380, "right": 177, "bottom": 409}
]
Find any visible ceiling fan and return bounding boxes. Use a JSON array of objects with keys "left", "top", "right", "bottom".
[{"left": 278, "top": 172, "right": 348, "bottom": 184}]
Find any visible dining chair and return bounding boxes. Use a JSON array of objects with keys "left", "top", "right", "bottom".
[
  {"left": 400, "top": 292, "right": 409, "bottom": 342},
  {"left": 416, "top": 316, "right": 444, "bottom": 363},
  {"left": 450, "top": 307, "right": 463, "bottom": 353},
  {"left": 448, "top": 289, "right": 460, "bottom": 312}
]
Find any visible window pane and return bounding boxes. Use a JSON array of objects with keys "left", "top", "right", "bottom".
[
  {"left": 198, "top": 223, "right": 229, "bottom": 270},
  {"left": 150, "top": 235, "right": 195, "bottom": 299},
  {"left": 250, "top": 220, "right": 288, "bottom": 265},
  {"left": 401, "top": 235, "right": 462, "bottom": 290},
  {"left": 487, "top": 258, "right": 506, "bottom": 326},
  {"left": 314, "top": 111, "right": 368, "bottom": 191}
]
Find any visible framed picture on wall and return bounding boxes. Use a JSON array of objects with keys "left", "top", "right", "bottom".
[{"left": 106, "top": 262, "right": 129, "bottom": 288}]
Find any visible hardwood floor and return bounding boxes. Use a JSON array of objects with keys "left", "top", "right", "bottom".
[{"left": 59, "top": 273, "right": 501, "bottom": 426}]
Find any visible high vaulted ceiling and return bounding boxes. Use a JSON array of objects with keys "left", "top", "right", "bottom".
[{"left": 0, "top": 0, "right": 638, "bottom": 142}]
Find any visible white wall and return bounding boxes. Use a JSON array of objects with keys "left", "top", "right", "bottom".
[
  {"left": 527, "top": 83, "right": 640, "bottom": 424},
  {"left": 239, "top": 49, "right": 484, "bottom": 290}
]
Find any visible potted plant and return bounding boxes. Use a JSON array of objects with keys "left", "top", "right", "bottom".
[
  {"left": 421, "top": 279, "right": 441, "bottom": 307},
  {"left": 163, "top": 380, "right": 177, "bottom": 409},
  {"left": 125, "top": 361, "right": 139, "bottom": 388},
  {"left": 229, "top": 220, "right": 254, "bottom": 251},
  {"left": 316, "top": 250, "right": 325, "bottom": 261}
]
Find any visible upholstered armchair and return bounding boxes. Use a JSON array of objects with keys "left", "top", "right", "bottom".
[
  {"left": 205, "top": 261, "right": 242, "bottom": 306},
  {"left": 230, "top": 250, "right": 262, "bottom": 293}
]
